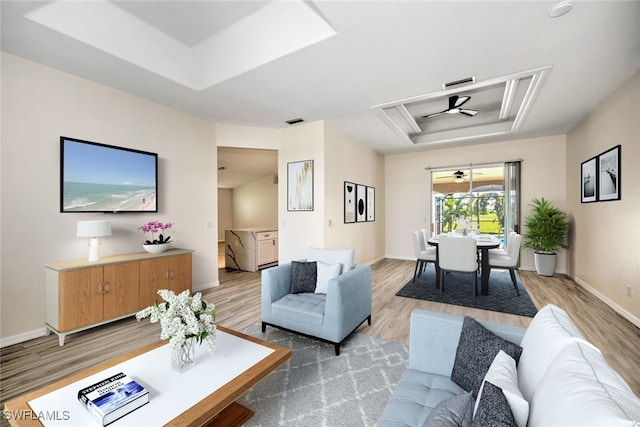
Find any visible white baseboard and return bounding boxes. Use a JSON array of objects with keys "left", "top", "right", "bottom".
[
  {"left": 1, "top": 327, "right": 48, "bottom": 348},
  {"left": 193, "top": 281, "right": 219, "bottom": 292},
  {"left": 572, "top": 274, "right": 640, "bottom": 329},
  {"left": 365, "top": 256, "right": 386, "bottom": 266},
  {"left": 385, "top": 255, "right": 415, "bottom": 261}
]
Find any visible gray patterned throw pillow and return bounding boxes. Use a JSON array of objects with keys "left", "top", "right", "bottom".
[
  {"left": 472, "top": 381, "right": 518, "bottom": 427},
  {"left": 290, "top": 261, "right": 317, "bottom": 294},
  {"left": 450, "top": 317, "right": 522, "bottom": 398}
]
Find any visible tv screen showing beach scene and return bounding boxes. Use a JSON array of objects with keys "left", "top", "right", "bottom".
[{"left": 60, "top": 137, "right": 158, "bottom": 213}]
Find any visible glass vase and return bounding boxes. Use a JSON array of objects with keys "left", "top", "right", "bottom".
[{"left": 171, "top": 337, "right": 196, "bottom": 371}]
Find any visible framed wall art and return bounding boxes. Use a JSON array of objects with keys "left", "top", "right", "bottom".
[
  {"left": 598, "top": 145, "right": 621, "bottom": 201},
  {"left": 344, "top": 181, "right": 356, "bottom": 223},
  {"left": 287, "top": 160, "right": 314, "bottom": 211},
  {"left": 356, "top": 184, "right": 366, "bottom": 222},
  {"left": 366, "top": 186, "right": 375, "bottom": 221},
  {"left": 581, "top": 156, "right": 598, "bottom": 203}
]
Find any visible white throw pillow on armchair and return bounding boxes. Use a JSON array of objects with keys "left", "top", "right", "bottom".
[{"left": 308, "top": 247, "right": 354, "bottom": 274}]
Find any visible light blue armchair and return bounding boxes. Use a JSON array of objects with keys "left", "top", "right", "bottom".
[{"left": 261, "top": 249, "right": 372, "bottom": 355}]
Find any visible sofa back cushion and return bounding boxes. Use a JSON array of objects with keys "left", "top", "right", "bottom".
[
  {"left": 528, "top": 341, "right": 640, "bottom": 426},
  {"left": 308, "top": 247, "right": 354, "bottom": 274},
  {"left": 517, "top": 304, "right": 592, "bottom": 401}
]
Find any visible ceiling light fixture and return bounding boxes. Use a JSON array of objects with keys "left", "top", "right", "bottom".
[{"left": 549, "top": 1, "right": 573, "bottom": 18}]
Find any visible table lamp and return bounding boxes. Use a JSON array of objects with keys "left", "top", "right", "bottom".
[{"left": 77, "top": 220, "right": 112, "bottom": 261}]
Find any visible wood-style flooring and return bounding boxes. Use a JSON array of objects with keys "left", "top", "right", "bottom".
[{"left": 2, "top": 252, "right": 639, "bottom": 425}]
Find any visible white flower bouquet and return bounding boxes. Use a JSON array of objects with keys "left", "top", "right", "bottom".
[
  {"left": 136, "top": 289, "right": 217, "bottom": 355},
  {"left": 454, "top": 216, "right": 473, "bottom": 234}
]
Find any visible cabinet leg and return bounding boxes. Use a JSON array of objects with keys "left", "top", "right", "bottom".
[{"left": 58, "top": 334, "right": 66, "bottom": 346}]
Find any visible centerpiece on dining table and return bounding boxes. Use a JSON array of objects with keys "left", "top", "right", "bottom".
[
  {"left": 136, "top": 289, "right": 217, "bottom": 371},
  {"left": 454, "top": 216, "right": 473, "bottom": 236}
]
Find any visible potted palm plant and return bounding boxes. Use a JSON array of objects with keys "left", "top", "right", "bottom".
[{"left": 522, "top": 197, "right": 569, "bottom": 276}]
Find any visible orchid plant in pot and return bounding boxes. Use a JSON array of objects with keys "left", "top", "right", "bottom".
[{"left": 140, "top": 221, "right": 172, "bottom": 253}]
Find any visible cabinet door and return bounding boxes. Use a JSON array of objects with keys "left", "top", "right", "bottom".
[
  {"left": 139, "top": 257, "right": 170, "bottom": 307},
  {"left": 58, "top": 267, "right": 104, "bottom": 330},
  {"left": 168, "top": 254, "right": 192, "bottom": 295},
  {"left": 258, "top": 239, "right": 277, "bottom": 265},
  {"left": 103, "top": 262, "right": 140, "bottom": 319}
]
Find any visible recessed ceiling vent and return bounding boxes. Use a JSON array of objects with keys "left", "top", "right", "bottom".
[
  {"left": 443, "top": 77, "right": 475, "bottom": 90},
  {"left": 285, "top": 118, "right": 304, "bottom": 125}
]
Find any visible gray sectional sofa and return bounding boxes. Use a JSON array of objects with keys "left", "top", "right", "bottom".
[{"left": 378, "top": 305, "right": 640, "bottom": 426}]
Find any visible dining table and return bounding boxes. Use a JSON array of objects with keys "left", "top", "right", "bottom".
[{"left": 427, "top": 233, "right": 501, "bottom": 296}]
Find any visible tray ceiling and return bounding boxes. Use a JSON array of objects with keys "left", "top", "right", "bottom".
[{"left": 373, "top": 66, "right": 551, "bottom": 147}]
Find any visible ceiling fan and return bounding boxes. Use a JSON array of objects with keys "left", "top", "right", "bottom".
[
  {"left": 423, "top": 95, "right": 478, "bottom": 119},
  {"left": 436, "top": 170, "right": 483, "bottom": 180}
]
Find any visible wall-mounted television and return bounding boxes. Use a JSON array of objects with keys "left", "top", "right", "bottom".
[{"left": 60, "top": 136, "right": 158, "bottom": 213}]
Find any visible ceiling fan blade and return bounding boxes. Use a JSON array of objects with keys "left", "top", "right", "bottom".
[
  {"left": 422, "top": 111, "right": 444, "bottom": 119},
  {"left": 448, "top": 96, "right": 459, "bottom": 110},
  {"left": 454, "top": 96, "right": 471, "bottom": 108},
  {"left": 460, "top": 109, "right": 478, "bottom": 117}
]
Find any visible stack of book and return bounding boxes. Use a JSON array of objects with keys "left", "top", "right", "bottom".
[{"left": 77, "top": 372, "right": 149, "bottom": 426}]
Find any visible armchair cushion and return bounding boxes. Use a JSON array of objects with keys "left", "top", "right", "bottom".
[
  {"left": 308, "top": 247, "right": 354, "bottom": 274},
  {"left": 291, "top": 261, "right": 317, "bottom": 294}
]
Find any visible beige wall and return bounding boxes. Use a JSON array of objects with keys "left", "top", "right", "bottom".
[
  {"left": 566, "top": 70, "right": 640, "bottom": 323},
  {"left": 384, "top": 135, "right": 567, "bottom": 273},
  {"left": 324, "top": 124, "right": 385, "bottom": 264},
  {"left": 278, "top": 121, "right": 326, "bottom": 263},
  {"left": 232, "top": 175, "right": 278, "bottom": 229},
  {"left": 1, "top": 52, "right": 219, "bottom": 345}
]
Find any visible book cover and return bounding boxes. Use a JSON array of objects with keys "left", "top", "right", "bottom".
[{"left": 78, "top": 372, "right": 149, "bottom": 426}]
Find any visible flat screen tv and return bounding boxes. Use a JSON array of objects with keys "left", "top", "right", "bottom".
[{"left": 60, "top": 136, "right": 158, "bottom": 213}]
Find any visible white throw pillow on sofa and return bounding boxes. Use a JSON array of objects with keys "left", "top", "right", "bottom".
[
  {"left": 308, "top": 247, "right": 354, "bottom": 274},
  {"left": 528, "top": 341, "right": 640, "bottom": 426},
  {"left": 517, "top": 304, "right": 596, "bottom": 401},
  {"left": 314, "top": 261, "right": 342, "bottom": 294},
  {"left": 474, "top": 350, "right": 529, "bottom": 427}
]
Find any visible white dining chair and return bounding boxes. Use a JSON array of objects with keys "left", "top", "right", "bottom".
[
  {"left": 438, "top": 236, "right": 479, "bottom": 303},
  {"left": 487, "top": 233, "right": 523, "bottom": 295},
  {"left": 412, "top": 230, "right": 436, "bottom": 282}
]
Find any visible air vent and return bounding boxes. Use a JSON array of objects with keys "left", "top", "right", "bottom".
[
  {"left": 285, "top": 118, "right": 304, "bottom": 125},
  {"left": 442, "top": 77, "right": 476, "bottom": 90}
]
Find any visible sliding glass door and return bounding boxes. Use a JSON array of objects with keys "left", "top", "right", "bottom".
[{"left": 431, "top": 162, "right": 520, "bottom": 249}]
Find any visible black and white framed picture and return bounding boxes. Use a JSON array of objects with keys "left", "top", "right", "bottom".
[
  {"left": 598, "top": 145, "right": 621, "bottom": 201},
  {"left": 366, "top": 186, "right": 375, "bottom": 221},
  {"left": 356, "top": 184, "right": 366, "bottom": 222},
  {"left": 581, "top": 156, "right": 598, "bottom": 203},
  {"left": 344, "top": 181, "right": 356, "bottom": 223},
  {"left": 287, "top": 160, "right": 314, "bottom": 211}
]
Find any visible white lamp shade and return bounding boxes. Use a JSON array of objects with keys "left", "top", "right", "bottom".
[{"left": 77, "top": 220, "right": 112, "bottom": 238}]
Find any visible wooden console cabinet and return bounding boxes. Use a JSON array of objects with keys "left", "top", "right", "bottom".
[{"left": 45, "top": 249, "right": 193, "bottom": 346}]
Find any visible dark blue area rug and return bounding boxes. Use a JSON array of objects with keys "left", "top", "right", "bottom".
[{"left": 396, "top": 265, "right": 538, "bottom": 317}]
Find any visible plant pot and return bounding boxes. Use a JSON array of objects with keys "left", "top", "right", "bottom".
[
  {"left": 143, "top": 243, "right": 170, "bottom": 254},
  {"left": 534, "top": 252, "right": 556, "bottom": 276}
]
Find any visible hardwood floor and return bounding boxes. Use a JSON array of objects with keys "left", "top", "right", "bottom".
[{"left": 2, "top": 255, "right": 639, "bottom": 425}]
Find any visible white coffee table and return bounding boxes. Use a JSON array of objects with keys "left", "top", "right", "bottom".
[{"left": 4, "top": 326, "right": 291, "bottom": 426}]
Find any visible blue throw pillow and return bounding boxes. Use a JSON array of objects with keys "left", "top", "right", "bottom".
[
  {"left": 290, "top": 261, "right": 317, "bottom": 294},
  {"left": 423, "top": 392, "right": 474, "bottom": 427},
  {"left": 472, "top": 381, "right": 517, "bottom": 427},
  {"left": 450, "top": 317, "right": 522, "bottom": 398}
]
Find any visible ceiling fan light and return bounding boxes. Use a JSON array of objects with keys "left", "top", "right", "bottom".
[{"left": 454, "top": 177, "right": 464, "bottom": 183}]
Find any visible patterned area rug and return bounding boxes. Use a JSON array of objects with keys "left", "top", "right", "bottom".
[
  {"left": 239, "top": 324, "right": 408, "bottom": 426},
  {"left": 396, "top": 265, "right": 538, "bottom": 317}
]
